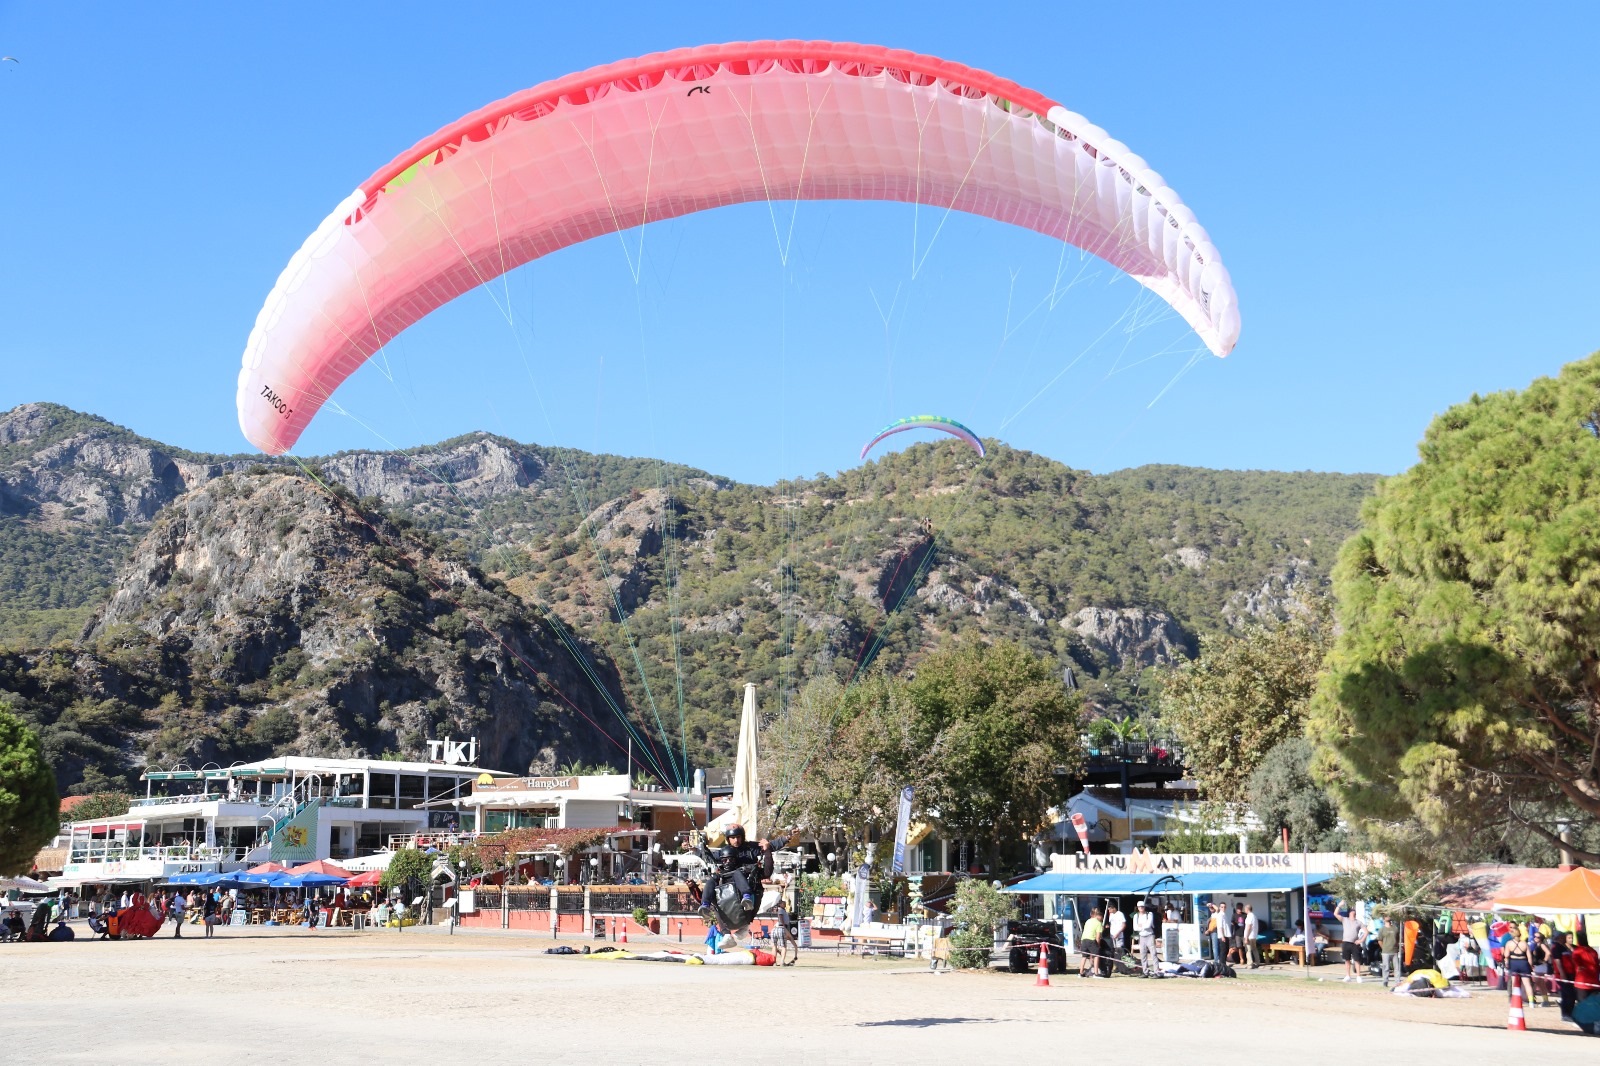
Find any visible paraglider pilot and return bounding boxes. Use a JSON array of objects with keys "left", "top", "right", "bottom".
[{"left": 696, "top": 824, "right": 790, "bottom": 927}]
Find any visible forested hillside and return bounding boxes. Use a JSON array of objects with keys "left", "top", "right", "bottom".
[{"left": 0, "top": 402, "right": 1379, "bottom": 792}]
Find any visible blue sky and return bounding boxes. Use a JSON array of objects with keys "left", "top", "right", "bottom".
[{"left": 2, "top": 2, "right": 1597, "bottom": 483}]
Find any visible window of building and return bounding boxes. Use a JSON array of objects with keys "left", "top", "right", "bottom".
[
  {"left": 397, "top": 775, "right": 427, "bottom": 809},
  {"left": 368, "top": 773, "right": 396, "bottom": 809}
]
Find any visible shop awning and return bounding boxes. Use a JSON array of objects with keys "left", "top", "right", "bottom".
[{"left": 1004, "top": 871, "right": 1325, "bottom": 895}]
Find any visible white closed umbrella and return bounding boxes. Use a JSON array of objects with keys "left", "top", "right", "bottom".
[{"left": 707, "top": 683, "right": 760, "bottom": 843}]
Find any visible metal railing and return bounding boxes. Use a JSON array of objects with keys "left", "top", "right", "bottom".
[
  {"left": 386, "top": 831, "right": 481, "bottom": 851},
  {"left": 506, "top": 887, "right": 551, "bottom": 911},
  {"left": 66, "top": 844, "right": 253, "bottom": 865},
  {"left": 130, "top": 793, "right": 226, "bottom": 808}
]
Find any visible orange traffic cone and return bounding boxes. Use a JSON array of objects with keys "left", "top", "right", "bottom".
[
  {"left": 1035, "top": 949, "right": 1051, "bottom": 987},
  {"left": 1508, "top": 982, "right": 1528, "bottom": 1032}
]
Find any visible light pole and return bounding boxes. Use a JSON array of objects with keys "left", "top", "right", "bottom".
[
  {"left": 589, "top": 855, "right": 599, "bottom": 885},
  {"left": 554, "top": 856, "right": 565, "bottom": 885},
  {"left": 826, "top": 852, "right": 836, "bottom": 876},
  {"left": 453, "top": 859, "right": 465, "bottom": 936}
]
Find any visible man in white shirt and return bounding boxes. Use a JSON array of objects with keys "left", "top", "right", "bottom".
[
  {"left": 1107, "top": 903, "right": 1127, "bottom": 959},
  {"left": 1242, "top": 904, "right": 1260, "bottom": 969},
  {"left": 1133, "top": 900, "right": 1158, "bottom": 975},
  {"left": 167, "top": 891, "right": 186, "bottom": 938}
]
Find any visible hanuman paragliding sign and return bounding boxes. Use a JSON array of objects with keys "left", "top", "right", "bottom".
[{"left": 235, "top": 40, "right": 1240, "bottom": 455}]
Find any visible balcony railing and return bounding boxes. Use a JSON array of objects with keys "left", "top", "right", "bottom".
[
  {"left": 131, "top": 793, "right": 225, "bottom": 808},
  {"left": 66, "top": 844, "right": 254, "bottom": 865},
  {"left": 386, "top": 831, "right": 482, "bottom": 852}
]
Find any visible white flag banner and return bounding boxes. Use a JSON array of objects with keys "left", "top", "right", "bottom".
[{"left": 891, "top": 786, "right": 914, "bottom": 874}]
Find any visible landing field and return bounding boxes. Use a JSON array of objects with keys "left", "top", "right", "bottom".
[{"left": 1, "top": 928, "right": 1587, "bottom": 1063}]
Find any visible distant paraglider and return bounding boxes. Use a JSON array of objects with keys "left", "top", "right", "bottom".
[{"left": 859, "top": 415, "right": 986, "bottom": 461}]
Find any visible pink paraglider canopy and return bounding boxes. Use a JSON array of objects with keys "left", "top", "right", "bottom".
[{"left": 239, "top": 40, "right": 1239, "bottom": 455}]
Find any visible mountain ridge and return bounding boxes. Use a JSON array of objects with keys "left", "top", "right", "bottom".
[{"left": 0, "top": 402, "right": 1381, "bottom": 793}]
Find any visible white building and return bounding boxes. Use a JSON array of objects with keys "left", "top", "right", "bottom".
[
  {"left": 1055, "top": 786, "right": 1260, "bottom": 855},
  {"left": 58, "top": 754, "right": 510, "bottom": 886}
]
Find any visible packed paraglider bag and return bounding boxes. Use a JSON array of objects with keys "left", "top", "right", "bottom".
[{"left": 710, "top": 871, "right": 760, "bottom": 933}]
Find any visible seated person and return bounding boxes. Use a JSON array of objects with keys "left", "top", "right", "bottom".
[
  {"left": 1289, "top": 920, "right": 1307, "bottom": 945},
  {"left": 0, "top": 910, "right": 22, "bottom": 941},
  {"left": 27, "top": 906, "right": 50, "bottom": 941}
]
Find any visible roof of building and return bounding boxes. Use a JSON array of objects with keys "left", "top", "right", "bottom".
[
  {"left": 31, "top": 847, "right": 68, "bottom": 874},
  {"left": 1436, "top": 864, "right": 1570, "bottom": 910},
  {"left": 141, "top": 755, "right": 512, "bottom": 781},
  {"left": 1081, "top": 786, "right": 1201, "bottom": 812}
]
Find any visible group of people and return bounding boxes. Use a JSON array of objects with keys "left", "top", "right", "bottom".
[
  {"left": 1076, "top": 899, "right": 1174, "bottom": 978},
  {"left": 1496, "top": 919, "right": 1599, "bottom": 1022},
  {"left": 1203, "top": 901, "right": 1263, "bottom": 969}
]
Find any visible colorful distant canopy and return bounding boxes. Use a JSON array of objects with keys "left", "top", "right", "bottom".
[
  {"left": 860, "top": 416, "right": 985, "bottom": 461},
  {"left": 237, "top": 40, "right": 1240, "bottom": 455}
]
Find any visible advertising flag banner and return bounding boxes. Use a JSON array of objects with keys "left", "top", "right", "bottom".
[{"left": 892, "top": 786, "right": 914, "bottom": 875}]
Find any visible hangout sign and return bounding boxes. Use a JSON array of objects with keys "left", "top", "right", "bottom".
[{"left": 472, "top": 776, "right": 578, "bottom": 794}]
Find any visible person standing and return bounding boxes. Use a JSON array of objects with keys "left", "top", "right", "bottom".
[
  {"left": 1528, "top": 930, "right": 1553, "bottom": 1008},
  {"left": 1079, "top": 908, "right": 1105, "bottom": 978},
  {"left": 1503, "top": 927, "right": 1536, "bottom": 1006},
  {"left": 1107, "top": 903, "right": 1127, "bottom": 961},
  {"left": 1205, "top": 903, "right": 1225, "bottom": 964},
  {"left": 1377, "top": 916, "right": 1403, "bottom": 986},
  {"left": 1229, "top": 903, "right": 1246, "bottom": 966},
  {"left": 1571, "top": 930, "right": 1599, "bottom": 1030},
  {"left": 1549, "top": 931, "right": 1576, "bottom": 1020},
  {"left": 1335, "top": 901, "right": 1365, "bottom": 982},
  {"left": 203, "top": 891, "right": 219, "bottom": 939},
  {"left": 1242, "top": 904, "right": 1260, "bottom": 969},
  {"left": 1134, "top": 900, "right": 1158, "bottom": 976},
  {"left": 167, "top": 889, "right": 187, "bottom": 938}
]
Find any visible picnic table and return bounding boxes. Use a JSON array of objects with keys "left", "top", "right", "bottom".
[{"left": 1264, "top": 942, "right": 1309, "bottom": 965}]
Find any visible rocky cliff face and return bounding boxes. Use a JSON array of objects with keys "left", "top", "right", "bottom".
[
  {"left": 1064, "top": 606, "right": 1194, "bottom": 668},
  {"left": 8, "top": 469, "right": 634, "bottom": 787},
  {"left": 0, "top": 403, "right": 253, "bottom": 527},
  {"left": 318, "top": 435, "right": 545, "bottom": 507}
]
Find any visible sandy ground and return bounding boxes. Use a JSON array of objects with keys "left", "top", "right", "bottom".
[{"left": 1, "top": 924, "right": 1593, "bottom": 1064}]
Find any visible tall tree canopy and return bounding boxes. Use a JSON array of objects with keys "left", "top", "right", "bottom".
[
  {"left": 905, "top": 640, "right": 1082, "bottom": 858},
  {"left": 1158, "top": 599, "right": 1333, "bottom": 802},
  {"left": 767, "top": 639, "right": 1080, "bottom": 864},
  {"left": 1248, "top": 737, "right": 1344, "bottom": 852},
  {"left": 1311, "top": 352, "right": 1600, "bottom": 861},
  {"left": 0, "top": 703, "right": 59, "bottom": 876}
]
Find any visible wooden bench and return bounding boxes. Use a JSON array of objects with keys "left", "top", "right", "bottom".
[
  {"left": 1264, "top": 942, "right": 1307, "bottom": 965},
  {"left": 842, "top": 934, "right": 906, "bottom": 957}
]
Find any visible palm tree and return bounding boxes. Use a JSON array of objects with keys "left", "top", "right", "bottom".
[{"left": 1108, "top": 716, "right": 1146, "bottom": 752}]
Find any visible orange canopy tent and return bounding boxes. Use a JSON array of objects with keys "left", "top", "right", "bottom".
[
  {"left": 287, "top": 860, "right": 352, "bottom": 879},
  {"left": 1492, "top": 867, "right": 1600, "bottom": 915}
]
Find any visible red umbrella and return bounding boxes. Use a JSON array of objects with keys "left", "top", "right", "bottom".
[
  {"left": 246, "top": 862, "right": 291, "bottom": 874},
  {"left": 346, "top": 869, "right": 382, "bottom": 888}
]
